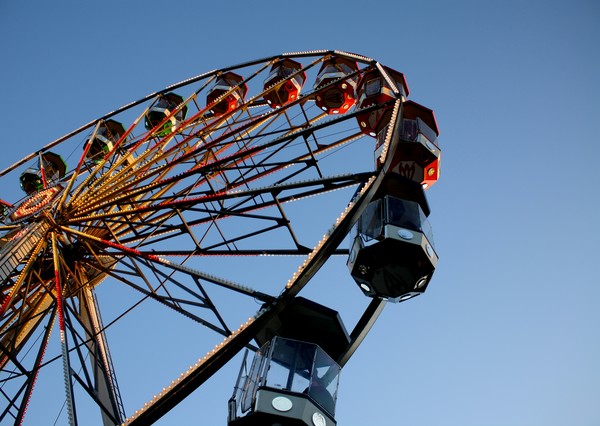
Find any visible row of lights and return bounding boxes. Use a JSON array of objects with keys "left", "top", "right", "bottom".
[{"left": 124, "top": 309, "right": 267, "bottom": 424}]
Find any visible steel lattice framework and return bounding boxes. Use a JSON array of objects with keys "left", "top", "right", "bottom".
[{"left": 0, "top": 50, "right": 416, "bottom": 425}]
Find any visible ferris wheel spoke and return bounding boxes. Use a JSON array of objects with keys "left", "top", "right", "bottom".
[
  {"left": 59, "top": 225, "right": 272, "bottom": 302},
  {"left": 74, "top": 241, "right": 257, "bottom": 339},
  {"left": 98, "top": 173, "right": 372, "bottom": 254},
  {"left": 76, "top": 105, "right": 227, "bottom": 202},
  {"left": 99, "top": 264, "right": 235, "bottom": 337},
  {"left": 0, "top": 338, "right": 30, "bottom": 378},
  {"left": 68, "top": 172, "right": 370, "bottom": 231},
  {"left": 57, "top": 122, "right": 104, "bottom": 214},
  {"left": 70, "top": 103, "right": 366, "bottom": 219},
  {"left": 115, "top": 252, "right": 210, "bottom": 309},
  {"left": 69, "top": 373, "right": 122, "bottom": 426},
  {"left": 68, "top": 140, "right": 277, "bottom": 218},
  {"left": 65, "top": 139, "right": 176, "bottom": 214},
  {"left": 64, "top": 115, "right": 141, "bottom": 208}
]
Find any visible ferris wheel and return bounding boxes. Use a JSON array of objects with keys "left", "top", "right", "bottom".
[{"left": 0, "top": 50, "right": 441, "bottom": 425}]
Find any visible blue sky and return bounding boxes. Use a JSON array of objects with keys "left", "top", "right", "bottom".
[{"left": 1, "top": 1, "right": 599, "bottom": 425}]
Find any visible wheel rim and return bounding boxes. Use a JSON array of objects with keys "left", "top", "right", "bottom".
[{"left": 0, "top": 51, "right": 405, "bottom": 425}]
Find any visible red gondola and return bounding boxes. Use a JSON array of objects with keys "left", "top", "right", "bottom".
[
  {"left": 375, "top": 100, "right": 441, "bottom": 188},
  {"left": 263, "top": 59, "right": 306, "bottom": 108},
  {"left": 206, "top": 72, "right": 248, "bottom": 117},
  {"left": 355, "top": 67, "right": 409, "bottom": 137},
  {"left": 313, "top": 56, "right": 359, "bottom": 114}
]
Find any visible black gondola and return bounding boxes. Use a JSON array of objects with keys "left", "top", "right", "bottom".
[
  {"left": 19, "top": 152, "right": 67, "bottom": 194},
  {"left": 84, "top": 119, "right": 126, "bottom": 162},
  {"left": 144, "top": 92, "right": 188, "bottom": 136},
  {"left": 347, "top": 174, "right": 438, "bottom": 302},
  {"left": 229, "top": 298, "right": 349, "bottom": 426}
]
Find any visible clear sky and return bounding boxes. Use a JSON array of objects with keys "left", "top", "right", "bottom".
[{"left": 1, "top": 0, "right": 599, "bottom": 425}]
